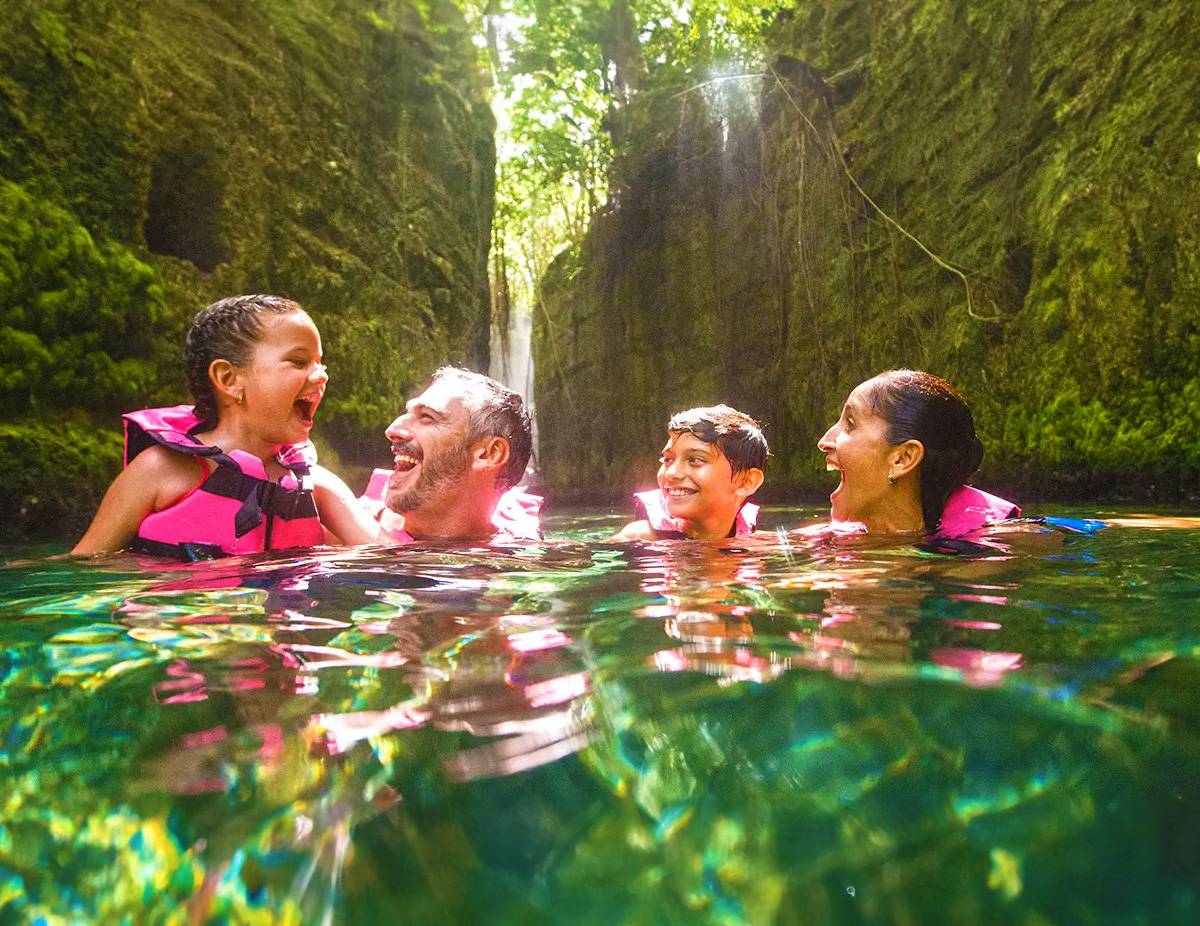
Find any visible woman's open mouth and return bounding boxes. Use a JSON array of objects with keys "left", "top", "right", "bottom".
[{"left": 826, "top": 460, "right": 844, "bottom": 499}]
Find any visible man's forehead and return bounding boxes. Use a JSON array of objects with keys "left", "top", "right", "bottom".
[{"left": 408, "top": 381, "right": 468, "bottom": 417}]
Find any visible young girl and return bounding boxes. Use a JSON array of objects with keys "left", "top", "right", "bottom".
[{"left": 73, "top": 295, "right": 383, "bottom": 558}]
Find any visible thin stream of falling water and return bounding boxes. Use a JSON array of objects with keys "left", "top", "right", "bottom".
[{"left": 489, "top": 296, "right": 539, "bottom": 483}]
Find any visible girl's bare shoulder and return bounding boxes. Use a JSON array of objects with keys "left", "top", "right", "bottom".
[{"left": 128, "top": 445, "right": 210, "bottom": 504}]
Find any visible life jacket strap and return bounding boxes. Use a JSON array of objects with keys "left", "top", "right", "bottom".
[
  {"left": 130, "top": 536, "right": 226, "bottom": 561},
  {"left": 190, "top": 467, "right": 318, "bottom": 539}
]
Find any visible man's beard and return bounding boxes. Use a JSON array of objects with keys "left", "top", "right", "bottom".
[{"left": 385, "top": 439, "right": 473, "bottom": 514}]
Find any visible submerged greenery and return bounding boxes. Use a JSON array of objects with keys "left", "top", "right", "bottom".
[
  {"left": 0, "top": 0, "right": 494, "bottom": 539},
  {"left": 5, "top": 526, "right": 1200, "bottom": 922},
  {"left": 530, "top": 0, "right": 1200, "bottom": 503}
]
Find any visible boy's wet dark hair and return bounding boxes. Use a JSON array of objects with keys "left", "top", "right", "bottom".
[
  {"left": 865, "top": 369, "right": 984, "bottom": 531},
  {"left": 429, "top": 367, "right": 533, "bottom": 489},
  {"left": 184, "top": 294, "right": 305, "bottom": 427},
  {"left": 667, "top": 405, "right": 768, "bottom": 474}
]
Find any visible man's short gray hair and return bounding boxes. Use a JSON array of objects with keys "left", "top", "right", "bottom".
[{"left": 429, "top": 367, "right": 532, "bottom": 489}]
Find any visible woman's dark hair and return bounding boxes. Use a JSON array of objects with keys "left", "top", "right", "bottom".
[
  {"left": 865, "top": 370, "right": 984, "bottom": 532},
  {"left": 183, "top": 294, "right": 305, "bottom": 427}
]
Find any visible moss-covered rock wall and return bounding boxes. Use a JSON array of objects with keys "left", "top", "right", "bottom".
[
  {"left": 0, "top": 0, "right": 494, "bottom": 539},
  {"left": 534, "top": 0, "right": 1200, "bottom": 504}
]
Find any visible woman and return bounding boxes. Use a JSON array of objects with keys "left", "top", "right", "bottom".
[{"left": 816, "top": 370, "right": 1018, "bottom": 535}]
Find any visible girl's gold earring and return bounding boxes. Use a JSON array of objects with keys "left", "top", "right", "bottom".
[
  {"left": 237, "top": 391, "right": 245, "bottom": 406},
  {"left": 887, "top": 473, "right": 897, "bottom": 485}
]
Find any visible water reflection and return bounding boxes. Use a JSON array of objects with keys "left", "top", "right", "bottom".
[
  {"left": 1, "top": 520, "right": 1200, "bottom": 923},
  {"left": 572, "top": 536, "right": 1198, "bottom": 924}
]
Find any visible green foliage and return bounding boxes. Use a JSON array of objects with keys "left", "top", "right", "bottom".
[
  {"left": 0, "top": 420, "right": 123, "bottom": 541},
  {"left": 0, "top": 0, "right": 495, "bottom": 538},
  {"left": 0, "top": 179, "right": 165, "bottom": 418},
  {"left": 488, "top": 0, "right": 786, "bottom": 342}
]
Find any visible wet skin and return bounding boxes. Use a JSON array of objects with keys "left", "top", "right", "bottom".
[
  {"left": 383, "top": 379, "right": 474, "bottom": 515},
  {"left": 817, "top": 379, "right": 924, "bottom": 533}
]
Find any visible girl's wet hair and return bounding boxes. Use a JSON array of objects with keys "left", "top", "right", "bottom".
[
  {"left": 667, "top": 405, "right": 768, "bottom": 474},
  {"left": 865, "top": 370, "right": 984, "bottom": 531},
  {"left": 184, "top": 294, "right": 305, "bottom": 427}
]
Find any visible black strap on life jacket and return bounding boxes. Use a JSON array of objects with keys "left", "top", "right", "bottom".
[
  {"left": 194, "top": 465, "right": 318, "bottom": 539},
  {"left": 129, "top": 537, "right": 227, "bottom": 561}
]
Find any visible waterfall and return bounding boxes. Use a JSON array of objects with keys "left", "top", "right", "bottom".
[{"left": 489, "top": 299, "right": 539, "bottom": 486}]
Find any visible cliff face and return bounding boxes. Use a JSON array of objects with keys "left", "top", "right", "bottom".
[
  {"left": 534, "top": 0, "right": 1200, "bottom": 503},
  {"left": 0, "top": 0, "right": 494, "bottom": 539}
]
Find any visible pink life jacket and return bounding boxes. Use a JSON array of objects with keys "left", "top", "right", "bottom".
[
  {"left": 634, "top": 489, "right": 759, "bottom": 539},
  {"left": 936, "top": 485, "right": 1020, "bottom": 538},
  {"left": 125, "top": 406, "right": 325, "bottom": 560},
  {"left": 803, "top": 484, "right": 1020, "bottom": 538},
  {"left": 359, "top": 468, "right": 544, "bottom": 541}
]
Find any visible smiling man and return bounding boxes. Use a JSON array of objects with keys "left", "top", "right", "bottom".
[{"left": 359, "top": 367, "right": 541, "bottom": 541}]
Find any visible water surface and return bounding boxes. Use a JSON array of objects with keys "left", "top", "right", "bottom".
[{"left": 2, "top": 506, "right": 1199, "bottom": 924}]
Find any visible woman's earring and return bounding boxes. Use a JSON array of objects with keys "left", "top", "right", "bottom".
[
  {"left": 887, "top": 473, "right": 897, "bottom": 485},
  {"left": 237, "top": 390, "right": 245, "bottom": 406}
]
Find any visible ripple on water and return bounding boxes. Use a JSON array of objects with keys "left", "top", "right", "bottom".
[{"left": 1, "top": 512, "right": 1200, "bottom": 924}]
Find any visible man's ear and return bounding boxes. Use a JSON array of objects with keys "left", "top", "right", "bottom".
[
  {"left": 892, "top": 439, "right": 925, "bottom": 479},
  {"left": 472, "top": 435, "right": 511, "bottom": 474},
  {"left": 209, "top": 359, "right": 242, "bottom": 405},
  {"left": 733, "top": 467, "right": 765, "bottom": 498}
]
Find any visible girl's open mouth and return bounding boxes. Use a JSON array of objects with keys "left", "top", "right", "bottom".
[{"left": 294, "top": 398, "right": 317, "bottom": 424}]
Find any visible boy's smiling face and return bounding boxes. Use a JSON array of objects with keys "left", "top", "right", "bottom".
[{"left": 657, "top": 431, "right": 740, "bottom": 527}]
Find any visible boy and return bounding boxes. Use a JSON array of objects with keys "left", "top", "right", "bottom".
[{"left": 614, "top": 405, "right": 767, "bottom": 541}]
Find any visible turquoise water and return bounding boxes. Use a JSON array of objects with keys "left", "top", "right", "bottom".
[{"left": 3, "top": 506, "right": 1200, "bottom": 924}]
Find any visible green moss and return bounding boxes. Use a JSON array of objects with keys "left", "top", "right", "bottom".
[
  {"left": 535, "top": 0, "right": 1200, "bottom": 502},
  {"left": 0, "top": 179, "right": 166, "bottom": 419},
  {"left": 0, "top": 421, "right": 123, "bottom": 541},
  {"left": 0, "top": 0, "right": 494, "bottom": 539}
]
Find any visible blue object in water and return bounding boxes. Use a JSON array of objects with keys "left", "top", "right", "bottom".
[{"left": 1041, "top": 516, "right": 1108, "bottom": 534}]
